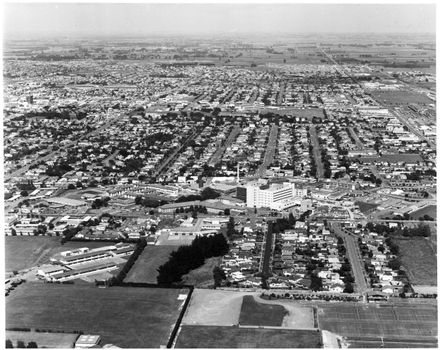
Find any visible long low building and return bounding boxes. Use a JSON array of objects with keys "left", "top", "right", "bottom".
[{"left": 50, "top": 262, "right": 118, "bottom": 282}]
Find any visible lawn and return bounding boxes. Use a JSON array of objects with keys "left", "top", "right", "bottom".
[
  {"left": 238, "top": 295, "right": 288, "bottom": 327},
  {"left": 394, "top": 237, "right": 437, "bottom": 285},
  {"left": 175, "top": 326, "right": 323, "bottom": 348},
  {"left": 6, "top": 331, "right": 79, "bottom": 348},
  {"left": 124, "top": 245, "right": 177, "bottom": 284},
  {"left": 5, "top": 236, "right": 117, "bottom": 272},
  {"left": 6, "top": 283, "right": 188, "bottom": 348}
]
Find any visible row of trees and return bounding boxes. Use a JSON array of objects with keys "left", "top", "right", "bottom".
[
  {"left": 175, "top": 187, "right": 220, "bottom": 203},
  {"left": 6, "top": 340, "right": 37, "bottom": 348},
  {"left": 365, "top": 222, "right": 431, "bottom": 238},
  {"left": 157, "top": 234, "right": 229, "bottom": 285}
]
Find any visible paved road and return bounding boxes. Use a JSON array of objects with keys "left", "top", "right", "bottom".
[
  {"left": 257, "top": 124, "right": 279, "bottom": 177},
  {"left": 348, "top": 127, "right": 365, "bottom": 149},
  {"left": 208, "top": 125, "right": 241, "bottom": 166},
  {"left": 331, "top": 222, "right": 369, "bottom": 294},
  {"left": 309, "top": 125, "right": 324, "bottom": 179}
]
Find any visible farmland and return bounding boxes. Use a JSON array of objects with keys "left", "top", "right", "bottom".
[
  {"left": 238, "top": 295, "right": 287, "bottom": 327},
  {"left": 123, "top": 245, "right": 177, "bottom": 284},
  {"left": 175, "top": 326, "right": 323, "bottom": 348},
  {"left": 394, "top": 237, "right": 437, "bottom": 285},
  {"left": 6, "top": 283, "right": 188, "bottom": 348},
  {"left": 5, "top": 236, "right": 113, "bottom": 272},
  {"left": 318, "top": 302, "right": 437, "bottom": 348}
]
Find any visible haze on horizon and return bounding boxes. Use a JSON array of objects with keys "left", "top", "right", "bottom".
[{"left": 4, "top": 3, "right": 436, "bottom": 39}]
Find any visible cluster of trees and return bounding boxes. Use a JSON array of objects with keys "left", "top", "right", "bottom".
[
  {"left": 175, "top": 187, "right": 220, "bottom": 203},
  {"left": 45, "top": 161, "right": 73, "bottom": 177},
  {"left": 91, "top": 197, "right": 111, "bottom": 209},
  {"left": 157, "top": 234, "right": 229, "bottom": 285},
  {"left": 108, "top": 239, "right": 147, "bottom": 286},
  {"left": 6, "top": 340, "right": 37, "bottom": 348},
  {"left": 175, "top": 205, "right": 208, "bottom": 217},
  {"left": 365, "top": 222, "right": 431, "bottom": 238},
  {"left": 134, "top": 196, "right": 165, "bottom": 208},
  {"left": 61, "top": 227, "right": 82, "bottom": 244}
]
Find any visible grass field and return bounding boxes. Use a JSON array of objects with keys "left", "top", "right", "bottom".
[
  {"left": 371, "top": 90, "right": 433, "bottom": 105},
  {"left": 409, "top": 205, "right": 437, "bottom": 220},
  {"left": 181, "top": 257, "right": 221, "bottom": 287},
  {"left": 183, "top": 289, "right": 257, "bottom": 326},
  {"left": 124, "top": 245, "right": 176, "bottom": 284},
  {"left": 394, "top": 237, "right": 437, "bottom": 285},
  {"left": 239, "top": 296, "right": 287, "bottom": 327},
  {"left": 318, "top": 302, "right": 437, "bottom": 346},
  {"left": 6, "top": 330, "right": 79, "bottom": 348},
  {"left": 5, "top": 236, "right": 118, "bottom": 272},
  {"left": 355, "top": 201, "right": 380, "bottom": 214},
  {"left": 6, "top": 283, "right": 188, "bottom": 348},
  {"left": 175, "top": 325, "right": 322, "bottom": 348}
]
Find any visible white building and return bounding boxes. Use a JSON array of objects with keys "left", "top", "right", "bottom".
[{"left": 245, "top": 182, "right": 301, "bottom": 210}]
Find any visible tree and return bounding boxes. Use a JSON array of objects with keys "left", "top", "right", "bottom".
[
  {"left": 67, "top": 183, "right": 76, "bottom": 190},
  {"left": 226, "top": 216, "right": 237, "bottom": 238},
  {"left": 343, "top": 283, "right": 354, "bottom": 293},
  {"left": 20, "top": 190, "right": 29, "bottom": 197},
  {"left": 310, "top": 274, "right": 323, "bottom": 291},
  {"left": 224, "top": 208, "right": 230, "bottom": 216},
  {"left": 27, "top": 341, "right": 38, "bottom": 348},
  {"left": 213, "top": 266, "right": 226, "bottom": 288},
  {"left": 17, "top": 340, "right": 26, "bottom": 348},
  {"left": 6, "top": 339, "right": 13, "bottom": 348},
  {"left": 135, "top": 195, "right": 143, "bottom": 205},
  {"left": 388, "top": 258, "right": 401, "bottom": 270}
]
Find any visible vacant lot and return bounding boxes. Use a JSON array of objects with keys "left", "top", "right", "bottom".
[
  {"left": 239, "top": 296, "right": 287, "bottom": 327},
  {"left": 318, "top": 302, "right": 437, "bottom": 346},
  {"left": 6, "top": 331, "right": 79, "bottom": 348},
  {"left": 175, "top": 325, "right": 322, "bottom": 348},
  {"left": 124, "top": 245, "right": 176, "bottom": 284},
  {"left": 181, "top": 257, "right": 221, "bottom": 287},
  {"left": 5, "top": 236, "right": 116, "bottom": 272},
  {"left": 394, "top": 237, "right": 437, "bottom": 286},
  {"left": 6, "top": 283, "right": 188, "bottom": 348}
]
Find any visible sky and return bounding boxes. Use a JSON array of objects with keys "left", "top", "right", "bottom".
[{"left": 3, "top": 3, "right": 437, "bottom": 38}]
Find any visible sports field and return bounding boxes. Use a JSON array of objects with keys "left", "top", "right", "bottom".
[
  {"left": 124, "top": 245, "right": 176, "bottom": 284},
  {"left": 239, "top": 296, "right": 287, "bottom": 327},
  {"left": 175, "top": 325, "right": 323, "bottom": 348},
  {"left": 371, "top": 90, "right": 433, "bottom": 105},
  {"left": 395, "top": 237, "right": 437, "bottom": 285},
  {"left": 5, "top": 331, "right": 79, "bottom": 348},
  {"left": 6, "top": 283, "right": 188, "bottom": 348},
  {"left": 5, "top": 236, "right": 118, "bottom": 272},
  {"left": 318, "top": 302, "right": 437, "bottom": 347}
]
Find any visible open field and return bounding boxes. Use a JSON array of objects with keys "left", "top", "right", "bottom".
[
  {"left": 5, "top": 236, "right": 118, "bottom": 272},
  {"left": 182, "top": 289, "right": 258, "bottom": 326},
  {"left": 6, "top": 330, "right": 79, "bottom": 348},
  {"left": 371, "top": 90, "right": 433, "bottom": 105},
  {"left": 394, "top": 237, "right": 437, "bottom": 285},
  {"left": 6, "top": 283, "right": 188, "bottom": 348},
  {"left": 175, "top": 325, "right": 323, "bottom": 348},
  {"left": 254, "top": 296, "right": 315, "bottom": 329},
  {"left": 318, "top": 302, "right": 437, "bottom": 347},
  {"left": 355, "top": 201, "right": 379, "bottom": 214},
  {"left": 124, "top": 245, "right": 176, "bottom": 284},
  {"left": 410, "top": 205, "right": 437, "bottom": 220},
  {"left": 181, "top": 256, "right": 221, "bottom": 287},
  {"left": 239, "top": 296, "right": 287, "bottom": 327}
]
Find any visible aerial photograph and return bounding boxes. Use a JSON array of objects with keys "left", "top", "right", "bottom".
[{"left": 3, "top": 2, "right": 437, "bottom": 349}]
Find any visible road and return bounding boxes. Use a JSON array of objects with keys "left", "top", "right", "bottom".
[
  {"left": 257, "top": 124, "right": 278, "bottom": 177},
  {"left": 153, "top": 129, "right": 200, "bottom": 178},
  {"left": 208, "top": 125, "right": 241, "bottom": 166},
  {"left": 308, "top": 125, "right": 325, "bottom": 179},
  {"left": 348, "top": 127, "right": 365, "bottom": 149},
  {"left": 331, "top": 222, "right": 369, "bottom": 294}
]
